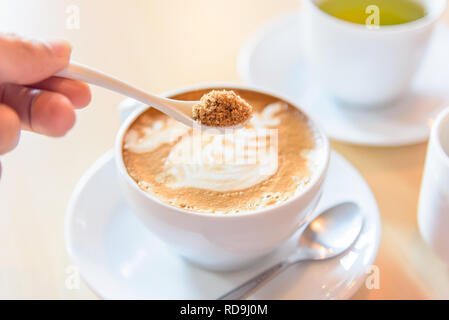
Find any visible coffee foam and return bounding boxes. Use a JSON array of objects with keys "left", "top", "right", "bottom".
[
  {"left": 124, "top": 118, "right": 190, "bottom": 153},
  {"left": 155, "top": 102, "right": 285, "bottom": 192},
  {"left": 122, "top": 89, "right": 324, "bottom": 214}
]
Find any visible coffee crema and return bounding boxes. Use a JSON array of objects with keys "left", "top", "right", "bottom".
[{"left": 122, "top": 89, "right": 324, "bottom": 214}]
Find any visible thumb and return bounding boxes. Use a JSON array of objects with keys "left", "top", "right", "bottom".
[{"left": 0, "top": 34, "right": 71, "bottom": 85}]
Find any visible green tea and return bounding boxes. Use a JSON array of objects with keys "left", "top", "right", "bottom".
[{"left": 317, "top": 0, "right": 426, "bottom": 26}]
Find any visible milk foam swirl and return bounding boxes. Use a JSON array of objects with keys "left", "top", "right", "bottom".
[
  {"left": 125, "top": 103, "right": 288, "bottom": 192},
  {"left": 123, "top": 118, "right": 190, "bottom": 153}
]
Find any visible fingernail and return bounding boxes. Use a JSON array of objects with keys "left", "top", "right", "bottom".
[{"left": 48, "top": 40, "right": 72, "bottom": 58}]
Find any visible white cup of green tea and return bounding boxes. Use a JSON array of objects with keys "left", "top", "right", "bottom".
[{"left": 303, "top": 0, "right": 447, "bottom": 107}]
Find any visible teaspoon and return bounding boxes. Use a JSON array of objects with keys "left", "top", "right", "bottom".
[
  {"left": 217, "top": 202, "right": 364, "bottom": 300},
  {"left": 55, "top": 61, "right": 241, "bottom": 131}
]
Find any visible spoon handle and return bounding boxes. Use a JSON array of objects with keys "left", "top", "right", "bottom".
[
  {"left": 55, "top": 61, "right": 194, "bottom": 124},
  {"left": 55, "top": 61, "right": 155, "bottom": 103},
  {"left": 217, "top": 261, "right": 291, "bottom": 300}
]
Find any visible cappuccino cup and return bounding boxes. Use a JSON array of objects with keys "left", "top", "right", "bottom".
[
  {"left": 115, "top": 84, "right": 330, "bottom": 271},
  {"left": 303, "top": 0, "right": 446, "bottom": 107}
]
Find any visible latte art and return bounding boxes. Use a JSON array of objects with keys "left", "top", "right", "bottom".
[
  {"left": 124, "top": 118, "right": 190, "bottom": 154},
  {"left": 157, "top": 103, "right": 285, "bottom": 192},
  {"left": 161, "top": 130, "right": 278, "bottom": 191},
  {"left": 122, "top": 89, "right": 324, "bottom": 214}
]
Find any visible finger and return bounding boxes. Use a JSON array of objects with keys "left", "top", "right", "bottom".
[
  {"left": 0, "top": 34, "right": 71, "bottom": 85},
  {"left": 0, "top": 104, "right": 21, "bottom": 154},
  {"left": 0, "top": 84, "right": 75, "bottom": 137},
  {"left": 31, "top": 77, "right": 91, "bottom": 109},
  {"left": 31, "top": 90, "right": 76, "bottom": 137}
]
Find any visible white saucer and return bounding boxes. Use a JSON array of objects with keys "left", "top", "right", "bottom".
[
  {"left": 238, "top": 11, "right": 449, "bottom": 146},
  {"left": 65, "top": 150, "right": 381, "bottom": 300}
]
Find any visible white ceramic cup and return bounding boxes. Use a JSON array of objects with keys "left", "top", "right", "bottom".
[
  {"left": 115, "top": 84, "right": 330, "bottom": 271},
  {"left": 303, "top": 0, "right": 447, "bottom": 107},
  {"left": 418, "top": 107, "right": 449, "bottom": 265}
]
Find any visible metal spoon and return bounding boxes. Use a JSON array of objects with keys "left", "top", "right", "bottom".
[
  {"left": 217, "top": 202, "right": 364, "bottom": 300},
  {"left": 55, "top": 61, "right": 242, "bottom": 131}
]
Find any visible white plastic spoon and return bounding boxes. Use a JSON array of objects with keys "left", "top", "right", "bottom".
[{"left": 56, "top": 61, "right": 239, "bottom": 130}]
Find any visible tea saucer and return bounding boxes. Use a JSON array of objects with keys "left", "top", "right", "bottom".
[
  {"left": 238, "top": 11, "right": 449, "bottom": 146},
  {"left": 65, "top": 150, "right": 381, "bottom": 300}
]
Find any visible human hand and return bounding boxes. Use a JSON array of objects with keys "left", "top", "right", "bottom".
[{"left": 0, "top": 34, "right": 91, "bottom": 177}]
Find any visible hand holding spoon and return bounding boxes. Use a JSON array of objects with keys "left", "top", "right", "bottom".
[
  {"left": 55, "top": 62, "right": 251, "bottom": 130},
  {"left": 217, "top": 202, "right": 363, "bottom": 300}
]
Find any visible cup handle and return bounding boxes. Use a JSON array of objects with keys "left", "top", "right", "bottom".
[{"left": 118, "top": 98, "right": 147, "bottom": 123}]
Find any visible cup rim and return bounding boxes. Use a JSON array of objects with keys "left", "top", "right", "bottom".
[
  {"left": 432, "top": 107, "right": 449, "bottom": 167},
  {"left": 306, "top": 0, "right": 447, "bottom": 33},
  {"left": 115, "top": 82, "right": 330, "bottom": 219}
]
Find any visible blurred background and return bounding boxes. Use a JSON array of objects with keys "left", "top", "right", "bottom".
[{"left": 0, "top": 0, "right": 449, "bottom": 299}]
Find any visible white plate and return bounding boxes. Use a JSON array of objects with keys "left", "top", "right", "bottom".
[
  {"left": 238, "top": 11, "right": 449, "bottom": 146},
  {"left": 65, "top": 150, "right": 381, "bottom": 300}
]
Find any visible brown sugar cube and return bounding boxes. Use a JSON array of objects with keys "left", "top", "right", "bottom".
[{"left": 192, "top": 90, "right": 253, "bottom": 127}]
